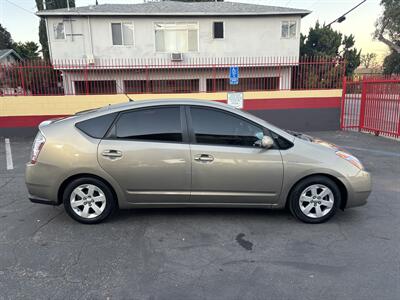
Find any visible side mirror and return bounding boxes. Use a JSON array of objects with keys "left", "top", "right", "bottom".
[{"left": 260, "top": 136, "right": 274, "bottom": 149}]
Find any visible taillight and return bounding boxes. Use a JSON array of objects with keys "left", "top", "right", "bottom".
[{"left": 30, "top": 131, "right": 46, "bottom": 164}]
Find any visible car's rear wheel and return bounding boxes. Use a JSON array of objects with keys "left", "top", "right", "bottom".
[
  {"left": 288, "top": 176, "right": 341, "bottom": 223},
  {"left": 63, "top": 177, "right": 116, "bottom": 224}
]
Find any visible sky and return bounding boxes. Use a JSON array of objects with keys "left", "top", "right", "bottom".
[{"left": 0, "top": 0, "right": 389, "bottom": 62}]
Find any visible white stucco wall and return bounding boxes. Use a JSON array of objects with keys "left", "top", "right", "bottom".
[{"left": 46, "top": 15, "right": 302, "bottom": 62}]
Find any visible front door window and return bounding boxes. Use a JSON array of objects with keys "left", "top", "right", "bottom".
[{"left": 190, "top": 107, "right": 264, "bottom": 147}]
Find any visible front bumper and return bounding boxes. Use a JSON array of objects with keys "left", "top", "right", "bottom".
[{"left": 343, "top": 170, "right": 372, "bottom": 208}]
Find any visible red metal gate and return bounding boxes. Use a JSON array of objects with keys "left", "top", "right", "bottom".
[{"left": 341, "top": 76, "right": 400, "bottom": 138}]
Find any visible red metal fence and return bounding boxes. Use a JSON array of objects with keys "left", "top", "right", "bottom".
[
  {"left": 341, "top": 76, "right": 400, "bottom": 138},
  {"left": 0, "top": 56, "right": 344, "bottom": 96}
]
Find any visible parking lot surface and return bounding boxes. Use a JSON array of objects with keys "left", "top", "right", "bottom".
[{"left": 0, "top": 131, "right": 399, "bottom": 299}]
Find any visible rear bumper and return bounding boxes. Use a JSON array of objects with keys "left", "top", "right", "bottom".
[
  {"left": 25, "top": 162, "right": 61, "bottom": 205},
  {"left": 29, "top": 194, "right": 59, "bottom": 206}
]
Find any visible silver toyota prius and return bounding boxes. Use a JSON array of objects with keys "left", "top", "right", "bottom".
[{"left": 25, "top": 99, "right": 371, "bottom": 224}]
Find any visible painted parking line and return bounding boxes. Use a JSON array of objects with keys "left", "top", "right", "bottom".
[{"left": 5, "top": 138, "right": 14, "bottom": 170}]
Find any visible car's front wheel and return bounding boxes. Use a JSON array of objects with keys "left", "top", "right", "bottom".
[
  {"left": 288, "top": 176, "right": 341, "bottom": 223},
  {"left": 63, "top": 177, "right": 116, "bottom": 224}
]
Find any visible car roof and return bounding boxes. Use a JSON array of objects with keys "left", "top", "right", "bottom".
[
  {"left": 99, "top": 98, "right": 229, "bottom": 112},
  {"left": 71, "top": 98, "right": 295, "bottom": 142}
]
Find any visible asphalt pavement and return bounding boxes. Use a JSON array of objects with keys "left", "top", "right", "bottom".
[{"left": 0, "top": 131, "right": 399, "bottom": 300}]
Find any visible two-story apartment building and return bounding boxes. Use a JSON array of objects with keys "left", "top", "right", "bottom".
[{"left": 37, "top": 1, "right": 310, "bottom": 95}]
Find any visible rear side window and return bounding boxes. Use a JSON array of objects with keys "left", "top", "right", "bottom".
[
  {"left": 190, "top": 107, "right": 264, "bottom": 147},
  {"left": 115, "top": 107, "right": 182, "bottom": 142},
  {"left": 75, "top": 112, "right": 117, "bottom": 138}
]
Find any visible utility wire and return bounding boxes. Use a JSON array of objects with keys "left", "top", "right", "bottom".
[
  {"left": 4, "top": 0, "right": 37, "bottom": 16},
  {"left": 325, "top": 0, "right": 367, "bottom": 27}
]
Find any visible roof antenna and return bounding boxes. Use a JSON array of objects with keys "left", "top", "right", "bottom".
[
  {"left": 125, "top": 93, "right": 134, "bottom": 102},
  {"left": 115, "top": 80, "right": 134, "bottom": 102}
]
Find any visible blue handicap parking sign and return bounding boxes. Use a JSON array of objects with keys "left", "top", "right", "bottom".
[{"left": 229, "top": 66, "right": 239, "bottom": 85}]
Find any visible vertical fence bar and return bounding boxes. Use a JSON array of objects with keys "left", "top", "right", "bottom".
[
  {"left": 340, "top": 76, "right": 347, "bottom": 129},
  {"left": 145, "top": 61, "right": 149, "bottom": 93},
  {"left": 212, "top": 63, "right": 216, "bottom": 93},
  {"left": 84, "top": 61, "right": 89, "bottom": 95},
  {"left": 18, "top": 65, "right": 26, "bottom": 96},
  {"left": 397, "top": 94, "right": 400, "bottom": 137},
  {"left": 358, "top": 76, "right": 367, "bottom": 131}
]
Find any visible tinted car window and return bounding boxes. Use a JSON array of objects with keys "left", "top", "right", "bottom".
[
  {"left": 190, "top": 107, "right": 264, "bottom": 147},
  {"left": 75, "top": 112, "right": 117, "bottom": 139},
  {"left": 270, "top": 130, "right": 294, "bottom": 150},
  {"left": 115, "top": 107, "right": 182, "bottom": 142}
]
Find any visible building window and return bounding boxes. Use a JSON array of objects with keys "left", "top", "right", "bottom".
[
  {"left": 213, "top": 22, "right": 224, "bottom": 39},
  {"left": 281, "top": 21, "right": 296, "bottom": 38},
  {"left": 111, "top": 22, "right": 134, "bottom": 46},
  {"left": 155, "top": 22, "right": 198, "bottom": 52},
  {"left": 53, "top": 22, "right": 65, "bottom": 40}
]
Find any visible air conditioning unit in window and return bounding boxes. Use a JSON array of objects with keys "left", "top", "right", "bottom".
[
  {"left": 171, "top": 53, "right": 183, "bottom": 62},
  {"left": 86, "top": 55, "right": 95, "bottom": 65}
]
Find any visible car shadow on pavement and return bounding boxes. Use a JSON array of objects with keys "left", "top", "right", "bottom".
[
  {"left": 103, "top": 206, "right": 362, "bottom": 225},
  {"left": 107, "top": 207, "right": 292, "bottom": 223}
]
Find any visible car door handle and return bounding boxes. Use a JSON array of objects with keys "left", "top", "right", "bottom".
[
  {"left": 101, "top": 149, "right": 122, "bottom": 158},
  {"left": 194, "top": 154, "right": 214, "bottom": 163}
]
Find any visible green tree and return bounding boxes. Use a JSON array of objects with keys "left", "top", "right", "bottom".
[
  {"left": 13, "top": 41, "right": 40, "bottom": 59},
  {"left": 35, "top": 0, "right": 76, "bottom": 61},
  {"left": 374, "top": 0, "right": 400, "bottom": 74},
  {"left": 382, "top": 50, "right": 400, "bottom": 74},
  {"left": 35, "top": 0, "right": 48, "bottom": 60},
  {"left": 300, "top": 21, "right": 361, "bottom": 76},
  {"left": 341, "top": 35, "right": 361, "bottom": 76},
  {"left": 374, "top": 0, "right": 400, "bottom": 53},
  {"left": 45, "top": 0, "right": 75, "bottom": 10},
  {"left": 39, "top": 19, "right": 49, "bottom": 61},
  {"left": 0, "top": 23, "right": 13, "bottom": 49}
]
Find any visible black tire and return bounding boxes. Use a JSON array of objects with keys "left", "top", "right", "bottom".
[
  {"left": 288, "top": 176, "right": 341, "bottom": 224},
  {"left": 63, "top": 177, "right": 116, "bottom": 224}
]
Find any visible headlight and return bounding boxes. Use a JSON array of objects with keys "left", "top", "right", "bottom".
[{"left": 336, "top": 151, "right": 364, "bottom": 170}]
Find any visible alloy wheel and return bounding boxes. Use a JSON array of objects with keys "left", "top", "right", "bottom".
[
  {"left": 299, "top": 184, "right": 334, "bottom": 219},
  {"left": 70, "top": 184, "right": 106, "bottom": 219}
]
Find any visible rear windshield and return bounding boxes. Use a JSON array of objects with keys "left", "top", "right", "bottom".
[{"left": 75, "top": 113, "right": 117, "bottom": 139}]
